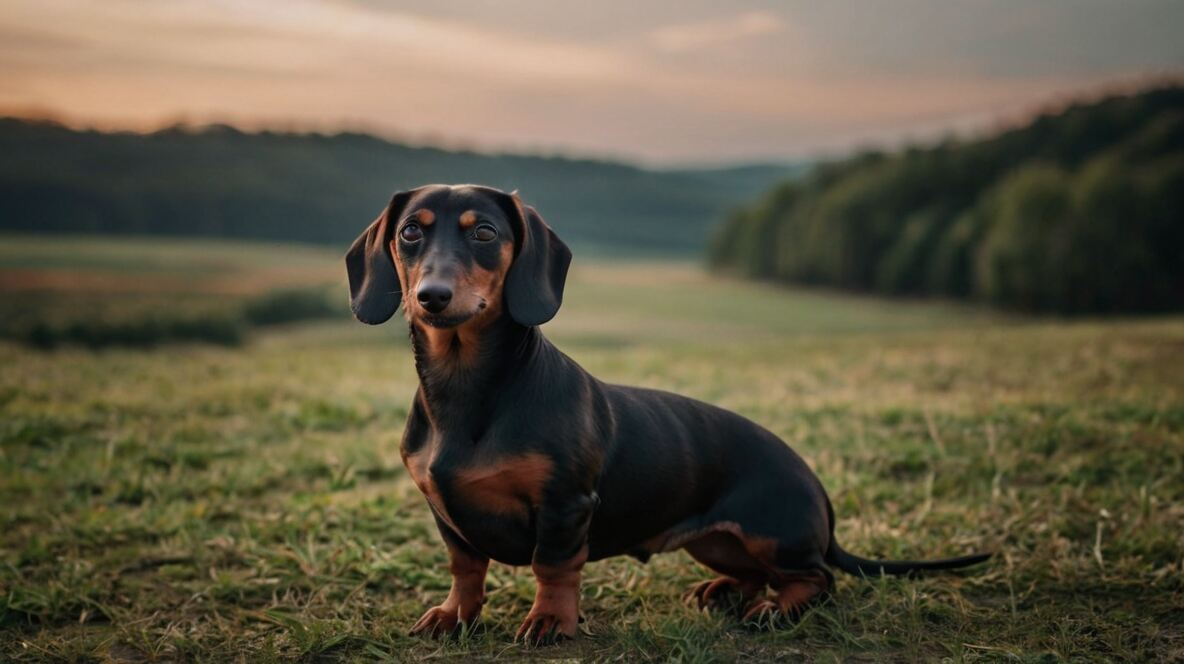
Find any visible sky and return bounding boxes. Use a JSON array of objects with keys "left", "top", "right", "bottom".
[{"left": 1, "top": 0, "right": 1181, "bottom": 164}]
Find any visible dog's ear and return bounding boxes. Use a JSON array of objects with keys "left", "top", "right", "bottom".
[
  {"left": 345, "top": 190, "right": 413, "bottom": 325},
  {"left": 504, "top": 196, "right": 572, "bottom": 327}
]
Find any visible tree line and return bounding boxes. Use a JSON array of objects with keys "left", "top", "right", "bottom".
[
  {"left": 0, "top": 119, "right": 799, "bottom": 256},
  {"left": 709, "top": 85, "right": 1184, "bottom": 314}
]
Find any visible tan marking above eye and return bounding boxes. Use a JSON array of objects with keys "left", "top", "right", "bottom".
[
  {"left": 459, "top": 211, "right": 478, "bottom": 229},
  {"left": 413, "top": 209, "right": 436, "bottom": 226}
]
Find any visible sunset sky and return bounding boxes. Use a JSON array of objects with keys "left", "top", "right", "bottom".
[{"left": 1, "top": 0, "right": 1181, "bottom": 163}]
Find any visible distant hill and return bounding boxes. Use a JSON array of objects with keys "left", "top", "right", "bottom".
[
  {"left": 710, "top": 85, "right": 1184, "bottom": 314},
  {"left": 0, "top": 119, "right": 802, "bottom": 256}
]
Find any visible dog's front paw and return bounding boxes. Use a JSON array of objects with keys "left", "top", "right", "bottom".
[
  {"left": 514, "top": 609, "right": 578, "bottom": 646},
  {"left": 409, "top": 605, "right": 464, "bottom": 638}
]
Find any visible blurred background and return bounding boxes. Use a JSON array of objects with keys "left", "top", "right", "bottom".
[{"left": 2, "top": 1, "right": 1182, "bottom": 661}]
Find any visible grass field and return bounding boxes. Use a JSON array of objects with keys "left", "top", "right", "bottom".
[
  {"left": 0, "top": 235, "right": 343, "bottom": 348},
  {"left": 1, "top": 236, "right": 1182, "bottom": 662}
]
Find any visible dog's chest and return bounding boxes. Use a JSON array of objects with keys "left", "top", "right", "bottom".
[{"left": 403, "top": 442, "right": 553, "bottom": 554}]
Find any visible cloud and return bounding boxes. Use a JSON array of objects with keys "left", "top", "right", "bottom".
[{"left": 647, "top": 11, "right": 785, "bottom": 53}]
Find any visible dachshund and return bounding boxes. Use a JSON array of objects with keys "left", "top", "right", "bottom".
[{"left": 345, "top": 184, "right": 989, "bottom": 644}]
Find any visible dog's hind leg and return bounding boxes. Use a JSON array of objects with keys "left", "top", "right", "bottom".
[
  {"left": 680, "top": 484, "right": 834, "bottom": 625},
  {"left": 738, "top": 568, "right": 831, "bottom": 624},
  {"left": 681, "top": 526, "right": 769, "bottom": 615},
  {"left": 730, "top": 520, "right": 833, "bottom": 625}
]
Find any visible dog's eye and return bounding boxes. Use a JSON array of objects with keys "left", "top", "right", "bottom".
[
  {"left": 400, "top": 224, "right": 423, "bottom": 243},
  {"left": 473, "top": 224, "right": 497, "bottom": 242}
]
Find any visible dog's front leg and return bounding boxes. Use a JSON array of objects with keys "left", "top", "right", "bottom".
[
  {"left": 516, "top": 491, "right": 597, "bottom": 645},
  {"left": 410, "top": 516, "right": 489, "bottom": 638}
]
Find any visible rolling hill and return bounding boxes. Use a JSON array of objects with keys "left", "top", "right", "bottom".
[{"left": 0, "top": 119, "right": 801, "bottom": 255}]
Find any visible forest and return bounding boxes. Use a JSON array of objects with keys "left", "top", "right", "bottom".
[
  {"left": 0, "top": 119, "right": 799, "bottom": 255},
  {"left": 709, "top": 86, "right": 1184, "bottom": 314}
]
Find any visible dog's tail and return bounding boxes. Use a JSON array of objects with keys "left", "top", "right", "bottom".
[{"left": 825, "top": 541, "right": 991, "bottom": 577}]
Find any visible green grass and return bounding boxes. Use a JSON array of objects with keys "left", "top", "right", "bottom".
[{"left": 1, "top": 236, "right": 1182, "bottom": 661}]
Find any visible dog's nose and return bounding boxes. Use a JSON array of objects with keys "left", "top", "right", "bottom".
[{"left": 416, "top": 282, "right": 452, "bottom": 314}]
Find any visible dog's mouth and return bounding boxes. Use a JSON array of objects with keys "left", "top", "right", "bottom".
[
  {"left": 416, "top": 299, "right": 487, "bottom": 329},
  {"left": 419, "top": 311, "right": 476, "bottom": 328}
]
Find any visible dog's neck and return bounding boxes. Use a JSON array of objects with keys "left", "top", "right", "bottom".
[{"left": 408, "top": 313, "right": 541, "bottom": 437}]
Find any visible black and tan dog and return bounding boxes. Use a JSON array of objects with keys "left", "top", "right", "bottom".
[{"left": 345, "top": 184, "right": 988, "bottom": 644}]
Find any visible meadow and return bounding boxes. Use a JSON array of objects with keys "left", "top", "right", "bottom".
[{"left": 1, "top": 236, "right": 1182, "bottom": 662}]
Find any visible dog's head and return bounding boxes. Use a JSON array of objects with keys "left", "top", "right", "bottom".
[{"left": 345, "top": 185, "right": 571, "bottom": 329}]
